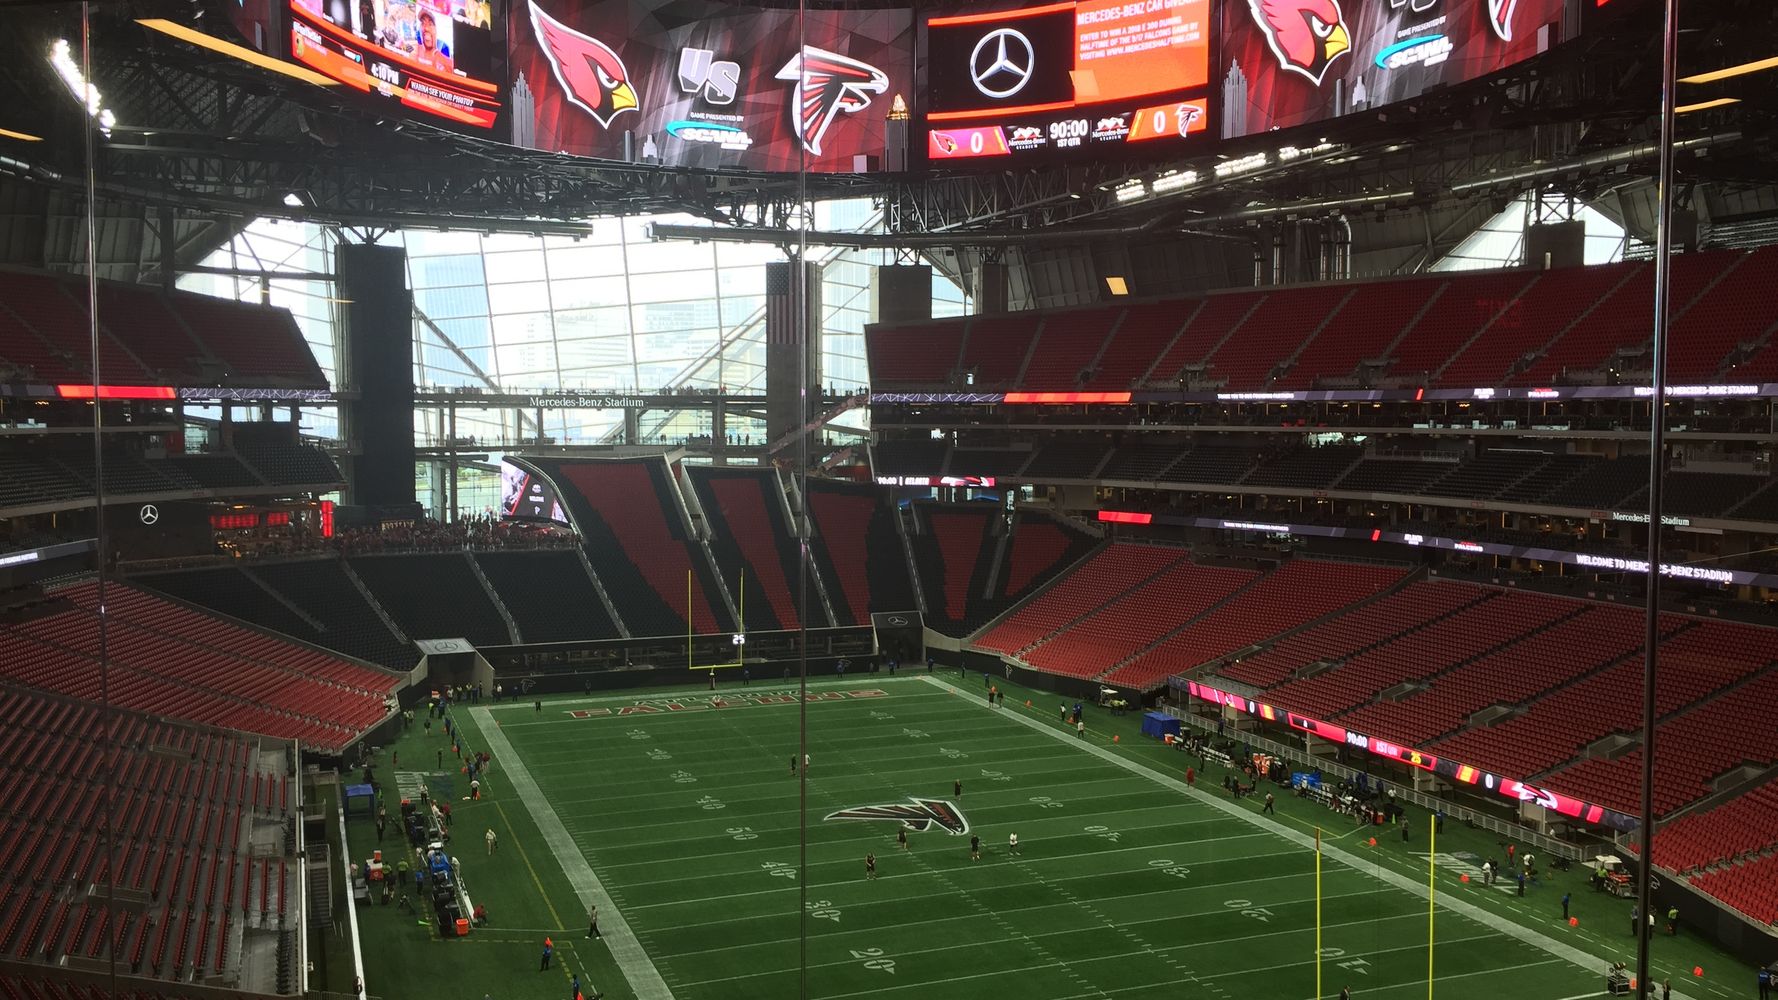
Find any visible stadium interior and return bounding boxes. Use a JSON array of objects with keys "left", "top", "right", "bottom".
[{"left": 0, "top": 0, "right": 1776, "bottom": 997}]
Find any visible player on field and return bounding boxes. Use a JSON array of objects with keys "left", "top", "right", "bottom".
[
  {"left": 865, "top": 853, "right": 877, "bottom": 879},
  {"left": 1008, "top": 832, "right": 1020, "bottom": 855},
  {"left": 969, "top": 835, "right": 980, "bottom": 861},
  {"left": 790, "top": 755, "right": 796, "bottom": 776},
  {"left": 897, "top": 826, "right": 909, "bottom": 851}
]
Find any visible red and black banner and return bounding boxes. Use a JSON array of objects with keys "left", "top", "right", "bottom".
[
  {"left": 510, "top": 0, "right": 912, "bottom": 171},
  {"left": 1220, "top": 0, "right": 1565, "bottom": 137}
]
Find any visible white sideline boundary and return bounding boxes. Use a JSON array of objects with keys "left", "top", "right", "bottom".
[
  {"left": 915, "top": 674, "right": 1707, "bottom": 1000},
  {"left": 471, "top": 705, "right": 675, "bottom": 1000}
]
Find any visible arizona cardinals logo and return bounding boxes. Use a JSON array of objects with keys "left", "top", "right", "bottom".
[
  {"left": 773, "top": 46, "right": 889, "bottom": 157},
  {"left": 824, "top": 797, "right": 969, "bottom": 835},
  {"left": 1249, "top": 0, "right": 1352, "bottom": 87},
  {"left": 1486, "top": 0, "right": 1518, "bottom": 41},
  {"left": 530, "top": 0, "right": 638, "bottom": 128}
]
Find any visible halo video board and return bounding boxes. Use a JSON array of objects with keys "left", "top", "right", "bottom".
[
  {"left": 922, "top": 0, "right": 1214, "bottom": 161},
  {"left": 288, "top": 0, "right": 504, "bottom": 128},
  {"left": 1219, "top": 0, "right": 1565, "bottom": 137},
  {"left": 510, "top": 0, "right": 913, "bottom": 171}
]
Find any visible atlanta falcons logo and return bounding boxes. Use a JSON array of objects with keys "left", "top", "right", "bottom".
[
  {"left": 1248, "top": 0, "right": 1352, "bottom": 87},
  {"left": 1486, "top": 0, "right": 1518, "bottom": 41},
  {"left": 530, "top": 0, "right": 638, "bottom": 128},
  {"left": 774, "top": 46, "right": 889, "bottom": 157},
  {"left": 824, "top": 797, "right": 970, "bottom": 835}
]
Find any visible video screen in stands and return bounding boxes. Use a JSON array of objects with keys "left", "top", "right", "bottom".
[
  {"left": 924, "top": 0, "right": 1211, "bottom": 162},
  {"left": 500, "top": 461, "right": 568, "bottom": 523},
  {"left": 289, "top": 0, "right": 502, "bottom": 128}
]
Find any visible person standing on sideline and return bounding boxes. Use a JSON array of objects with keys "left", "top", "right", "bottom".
[
  {"left": 1401, "top": 818, "right": 1410, "bottom": 843},
  {"left": 1481, "top": 859, "right": 1493, "bottom": 885},
  {"left": 437, "top": 748, "right": 443, "bottom": 769},
  {"left": 1185, "top": 766, "right": 1195, "bottom": 788},
  {"left": 865, "top": 853, "right": 877, "bottom": 880},
  {"left": 376, "top": 812, "right": 387, "bottom": 842},
  {"left": 927, "top": 655, "right": 934, "bottom": 673},
  {"left": 1561, "top": 893, "right": 1570, "bottom": 921},
  {"left": 570, "top": 973, "right": 580, "bottom": 1000},
  {"left": 1666, "top": 905, "right": 1678, "bottom": 935},
  {"left": 1630, "top": 905, "right": 1639, "bottom": 936},
  {"left": 953, "top": 778, "right": 962, "bottom": 797},
  {"left": 1757, "top": 965, "right": 1771, "bottom": 1000},
  {"left": 1076, "top": 719, "right": 1086, "bottom": 738},
  {"left": 1263, "top": 792, "right": 1275, "bottom": 815},
  {"left": 1008, "top": 832, "right": 1019, "bottom": 856},
  {"left": 969, "top": 835, "right": 980, "bottom": 862},
  {"left": 485, "top": 828, "right": 497, "bottom": 854},
  {"left": 587, "top": 904, "right": 600, "bottom": 938},
  {"left": 540, "top": 937, "right": 554, "bottom": 971},
  {"left": 1517, "top": 871, "right": 1526, "bottom": 897},
  {"left": 471, "top": 778, "right": 481, "bottom": 800}
]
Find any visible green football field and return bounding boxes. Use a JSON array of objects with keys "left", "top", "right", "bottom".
[{"left": 340, "top": 672, "right": 1755, "bottom": 1000}]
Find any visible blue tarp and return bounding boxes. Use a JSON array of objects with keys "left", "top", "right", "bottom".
[{"left": 1140, "top": 712, "right": 1181, "bottom": 739}]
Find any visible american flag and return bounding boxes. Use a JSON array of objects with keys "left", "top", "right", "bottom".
[{"left": 766, "top": 261, "right": 802, "bottom": 347}]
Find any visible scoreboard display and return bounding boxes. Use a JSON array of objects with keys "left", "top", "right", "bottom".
[
  {"left": 288, "top": 0, "right": 504, "bottom": 129},
  {"left": 923, "top": 0, "right": 1213, "bottom": 162}
]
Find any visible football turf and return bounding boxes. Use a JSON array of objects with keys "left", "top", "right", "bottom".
[{"left": 343, "top": 673, "right": 1755, "bottom": 1000}]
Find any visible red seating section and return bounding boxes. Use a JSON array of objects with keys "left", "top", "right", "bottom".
[
  {"left": 1646, "top": 780, "right": 1778, "bottom": 875},
  {"left": 556, "top": 462, "right": 722, "bottom": 634},
  {"left": 975, "top": 544, "right": 1182, "bottom": 656},
  {"left": 1430, "top": 621, "right": 1778, "bottom": 812},
  {"left": 804, "top": 482, "right": 915, "bottom": 625},
  {"left": 0, "top": 583, "right": 395, "bottom": 752},
  {"left": 1687, "top": 851, "right": 1778, "bottom": 926},
  {"left": 1021, "top": 308, "right": 1117, "bottom": 390},
  {"left": 1022, "top": 560, "right": 1257, "bottom": 679},
  {"left": 1082, "top": 301, "right": 1194, "bottom": 390},
  {"left": 0, "top": 268, "right": 326, "bottom": 388},
  {"left": 924, "top": 505, "right": 994, "bottom": 623},
  {"left": 702, "top": 473, "right": 803, "bottom": 630},
  {"left": 1326, "top": 601, "right": 1656, "bottom": 746},
  {"left": 1219, "top": 580, "right": 1484, "bottom": 689},
  {"left": 0, "top": 685, "right": 296, "bottom": 986},
  {"left": 958, "top": 314, "right": 1042, "bottom": 387},
  {"left": 1001, "top": 520, "right": 1077, "bottom": 597},
  {"left": 1103, "top": 561, "right": 1405, "bottom": 690},
  {"left": 1277, "top": 280, "right": 1442, "bottom": 389},
  {"left": 867, "top": 249, "right": 1778, "bottom": 392},
  {"left": 1436, "top": 264, "right": 1633, "bottom": 388}
]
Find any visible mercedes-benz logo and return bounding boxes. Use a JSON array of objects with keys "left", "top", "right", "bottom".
[
  {"left": 138, "top": 504, "right": 159, "bottom": 525},
  {"left": 969, "top": 28, "right": 1034, "bottom": 99},
  {"left": 886, "top": 616, "right": 909, "bottom": 626}
]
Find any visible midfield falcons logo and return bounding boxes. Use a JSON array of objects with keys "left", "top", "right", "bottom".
[
  {"left": 530, "top": 0, "right": 638, "bottom": 128},
  {"left": 1486, "top": 0, "right": 1518, "bottom": 41},
  {"left": 773, "top": 46, "right": 889, "bottom": 157},
  {"left": 824, "top": 797, "right": 970, "bottom": 835}
]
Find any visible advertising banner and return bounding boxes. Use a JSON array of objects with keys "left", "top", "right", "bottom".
[
  {"left": 511, "top": 0, "right": 913, "bottom": 171},
  {"left": 1219, "top": 0, "right": 1563, "bottom": 137}
]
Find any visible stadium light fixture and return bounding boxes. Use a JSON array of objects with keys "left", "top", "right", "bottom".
[
  {"left": 49, "top": 39, "right": 116, "bottom": 136},
  {"left": 0, "top": 128, "right": 43, "bottom": 142},
  {"left": 1674, "top": 97, "right": 1741, "bottom": 114},
  {"left": 1104, "top": 276, "right": 1129, "bottom": 296},
  {"left": 1679, "top": 56, "right": 1778, "bottom": 85},
  {"left": 136, "top": 19, "right": 340, "bottom": 88}
]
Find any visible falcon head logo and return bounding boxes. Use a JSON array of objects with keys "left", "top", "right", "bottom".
[
  {"left": 530, "top": 0, "right": 638, "bottom": 128},
  {"left": 1249, "top": 0, "right": 1352, "bottom": 86},
  {"left": 825, "top": 797, "right": 969, "bottom": 835},
  {"left": 1486, "top": 0, "right": 1518, "bottom": 41},
  {"left": 774, "top": 46, "right": 889, "bottom": 157}
]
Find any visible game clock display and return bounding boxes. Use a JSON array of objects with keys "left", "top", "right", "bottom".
[{"left": 923, "top": 0, "right": 1213, "bottom": 162}]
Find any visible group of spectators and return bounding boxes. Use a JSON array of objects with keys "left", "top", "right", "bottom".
[{"left": 225, "top": 516, "right": 580, "bottom": 560}]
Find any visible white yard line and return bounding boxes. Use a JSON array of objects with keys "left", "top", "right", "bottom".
[{"left": 471, "top": 705, "right": 675, "bottom": 1000}]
